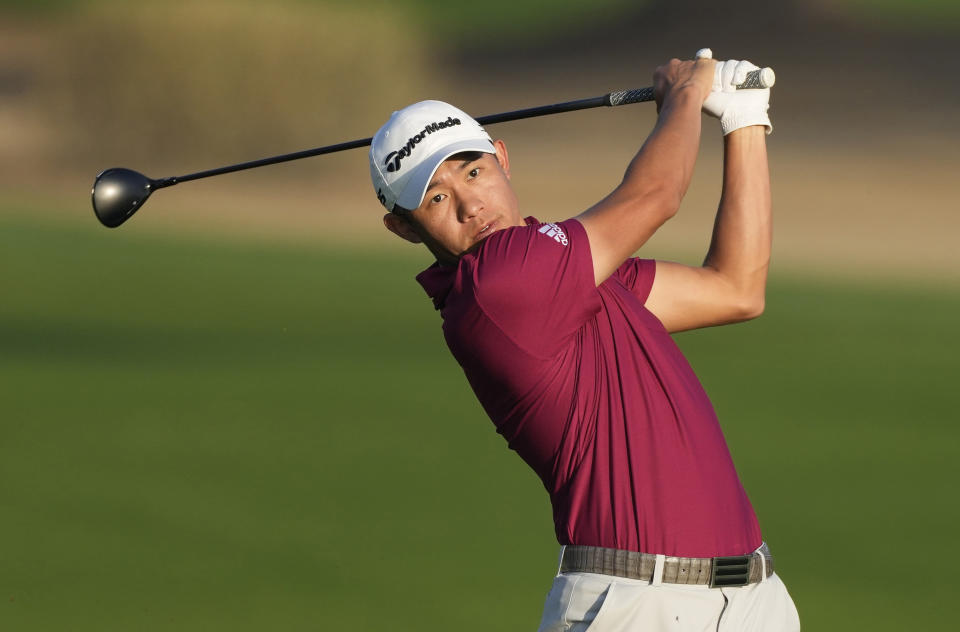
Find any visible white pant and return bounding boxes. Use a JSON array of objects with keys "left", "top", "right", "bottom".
[{"left": 537, "top": 561, "right": 800, "bottom": 631}]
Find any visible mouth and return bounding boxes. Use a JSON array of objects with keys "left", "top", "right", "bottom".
[{"left": 475, "top": 219, "right": 499, "bottom": 241}]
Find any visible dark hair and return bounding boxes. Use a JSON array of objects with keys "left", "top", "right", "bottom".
[
  {"left": 450, "top": 150, "right": 485, "bottom": 162},
  {"left": 391, "top": 150, "right": 488, "bottom": 215}
]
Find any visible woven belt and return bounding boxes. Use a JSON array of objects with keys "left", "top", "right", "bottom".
[{"left": 560, "top": 542, "right": 774, "bottom": 588}]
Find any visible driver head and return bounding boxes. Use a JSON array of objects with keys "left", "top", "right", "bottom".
[{"left": 92, "top": 168, "right": 153, "bottom": 228}]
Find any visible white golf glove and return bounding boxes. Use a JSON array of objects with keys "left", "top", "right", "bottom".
[{"left": 700, "top": 54, "right": 772, "bottom": 135}]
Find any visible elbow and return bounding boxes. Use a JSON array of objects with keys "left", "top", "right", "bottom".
[
  {"left": 639, "top": 186, "right": 682, "bottom": 224},
  {"left": 662, "top": 198, "right": 682, "bottom": 222},
  {"left": 732, "top": 293, "right": 765, "bottom": 322},
  {"left": 710, "top": 266, "right": 769, "bottom": 323},
  {"left": 652, "top": 185, "right": 683, "bottom": 221}
]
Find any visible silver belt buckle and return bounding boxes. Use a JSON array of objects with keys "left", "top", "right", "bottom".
[{"left": 709, "top": 554, "right": 751, "bottom": 588}]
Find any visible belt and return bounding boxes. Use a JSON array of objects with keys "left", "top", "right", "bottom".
[{"left": 560, "top": 542, "right": 774, "bottom": 588}]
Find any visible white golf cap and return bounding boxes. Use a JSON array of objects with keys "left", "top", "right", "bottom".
[{"left": 370, "top": 100, "right": 495, "bottom": 212}]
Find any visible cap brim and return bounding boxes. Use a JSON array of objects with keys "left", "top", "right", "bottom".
[{"left": 394, "top": 139, "right": 496, "bottom": 212}]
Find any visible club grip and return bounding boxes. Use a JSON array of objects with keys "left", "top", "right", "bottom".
[
  {"left": 605, "top": 67, "right": 774, "bottom": 108},
  {"left": 606, "top": 87, "right": 655, "bottom": 106},
  {"left": 737, "top": 67, "right": 775, "bottom": 90}
]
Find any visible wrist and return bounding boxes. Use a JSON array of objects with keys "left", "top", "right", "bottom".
[
  {"left": 661, "top": 85, "right": 703, "bottom": 114},
  {"left": 720, "top": 105, "right": 772, "bottom": 136},
  {"left": 725, "top": 125, "right": 767, "bottom": 141}
]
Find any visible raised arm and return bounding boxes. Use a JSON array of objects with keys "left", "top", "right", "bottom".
[
  {"left": 646, "top": 127, "right": 770, "bottom": 332},
  {"left": 576, "top": 57, "right": 715, "bottom": 286},
  {"left": 645, "top": 57, "right": 774, "bottom": 333}
]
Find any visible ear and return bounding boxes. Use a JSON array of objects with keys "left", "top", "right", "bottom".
[
  {"left": 383, "top": 213, "right": 423, "bottom": 244},
  {"left": 492, "top": 139, "right": 511, "bottom": 179}
]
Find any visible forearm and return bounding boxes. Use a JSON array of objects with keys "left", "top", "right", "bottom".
[
  {"left": 619, "top": 89, "right": 703, "bottom": 209},
  {"left": 703, "top": 126, "right": 771, "bottom": 309},
  {"left": 578, "top": 89, "right": 704, "bottom": 284}
]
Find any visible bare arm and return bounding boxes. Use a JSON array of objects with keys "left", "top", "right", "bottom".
[
  {"left": 577, "top": 58, "right": 714, "bottom": 286},
  {"left": 646, "top": 126, "right": 771, "bottom": 332}
]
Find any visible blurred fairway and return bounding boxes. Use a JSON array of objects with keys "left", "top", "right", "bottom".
[
  {"left": 1, "top": 208, "right": 957, "bottom": 630},
  {"left": 2, "top": 0, "right": 957, "bottom": 626}
]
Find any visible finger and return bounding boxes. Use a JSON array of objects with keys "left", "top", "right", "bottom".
[
  {"left": 721, "top": 59, "right": 740, "bottom": 91},
  {"left": 733, "top": 60, "right": 760, "bottom": 85},
  {"left": 695, "top": 47, "right": 713, "bottom": 60}
]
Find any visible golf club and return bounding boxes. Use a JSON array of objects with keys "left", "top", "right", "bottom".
[{"left": 91, "top": 67, "right": 774, "bottom": 228}]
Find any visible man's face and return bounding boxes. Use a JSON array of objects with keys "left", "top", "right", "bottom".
[{"left": 384, "top": 140, "right": 524, "bottom": 266}]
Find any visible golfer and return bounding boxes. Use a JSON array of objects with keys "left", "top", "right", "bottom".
[{"left": 370, "top": 52, "right": 800, "bottom": 631}]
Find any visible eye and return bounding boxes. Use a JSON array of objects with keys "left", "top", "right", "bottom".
[
  {"left": 468, "top": 167, "right": 480, "bottom": 178},
  {"left": 430, "top": 193, "right": 445, "bottom": 204}
]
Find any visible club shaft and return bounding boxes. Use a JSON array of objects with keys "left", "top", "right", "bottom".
[
  {"left": 152, "top": 92, "right": 645, "bottom": 190},
  {"left": 154, "top": 137, "right": 373, "bottom": 188},
  {"left": 132, "top": 66, "right": 773, "bottom": 191}
]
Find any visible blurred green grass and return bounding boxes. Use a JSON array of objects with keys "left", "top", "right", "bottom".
[{"left": 1, "top": 209, "right": 957, "bottom": 630}]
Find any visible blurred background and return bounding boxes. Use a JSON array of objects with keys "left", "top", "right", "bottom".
[{"left": 1, "top": 0, "right": 957, "bottom": 629}]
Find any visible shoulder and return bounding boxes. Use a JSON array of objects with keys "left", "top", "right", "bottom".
[
  {"left": 459, "top": 218, "right": 600, "bottom": 338},
  {"left": 451, "top": 220, "right": 668, "bottom": 358},
  {"left": 471, "top": 218, "right": 586, "bottom": 277},
  {"left": 458, "top": 219, "right": 586, "bottom": 302}
]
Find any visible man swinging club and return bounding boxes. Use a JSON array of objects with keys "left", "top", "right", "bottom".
[{"left": 370, "top": 50, "right": 800, "bottom": 631}]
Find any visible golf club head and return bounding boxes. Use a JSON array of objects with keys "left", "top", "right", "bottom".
[{"left": 91, "top": 168, "right": 155, "bottom": 228}]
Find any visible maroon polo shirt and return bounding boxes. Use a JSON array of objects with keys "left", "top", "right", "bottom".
[{"left": 416, "top": 217, "right": 762, "bottom": 557}]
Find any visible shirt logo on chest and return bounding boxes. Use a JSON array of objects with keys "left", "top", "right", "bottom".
[{"left": 538, "top": 223, "right": 569, "bottom": 246}]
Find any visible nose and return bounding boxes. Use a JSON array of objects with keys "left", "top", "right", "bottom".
[{"left": 457, "top": 192, "right": 483, "bottom": 222}]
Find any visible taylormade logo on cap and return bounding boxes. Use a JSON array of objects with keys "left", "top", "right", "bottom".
[
  {"left": 383, "top": 116, "right": 462, "bottom": 173},
  {"left": 370, "top": 101, "right": 495, "bottom": 212}
]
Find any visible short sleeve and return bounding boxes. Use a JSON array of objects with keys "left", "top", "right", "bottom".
[
  {"left": 612, "top": 258, "right": 657, "bottom": 304},
  {"left": 467, "top": 218, "right": 600, "bottom": 358}
]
